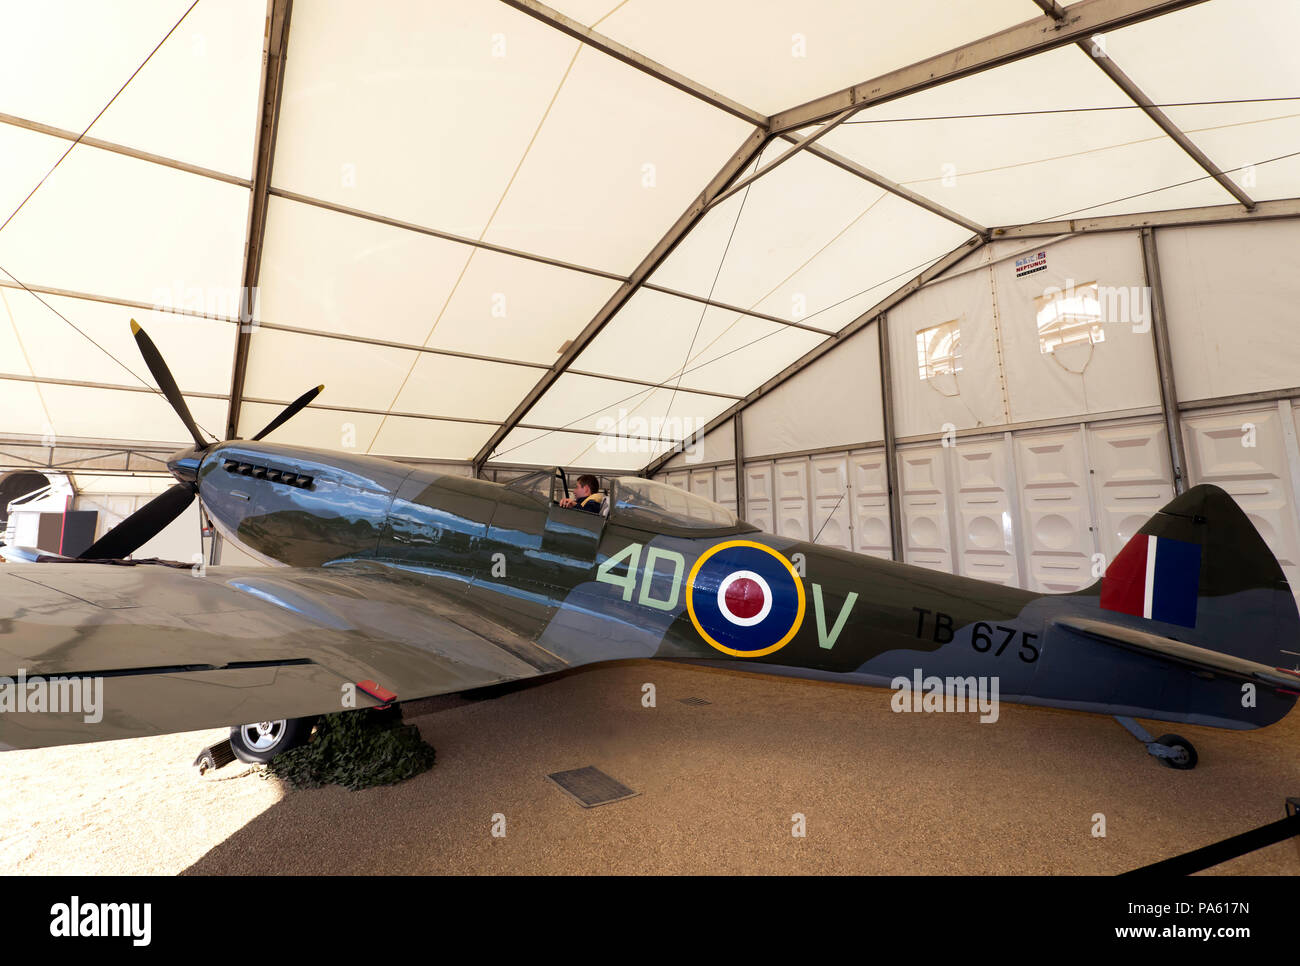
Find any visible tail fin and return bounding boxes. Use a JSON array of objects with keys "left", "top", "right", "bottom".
[{"left": 1097, "top": 483, "right": 1300, "bottom": 669}]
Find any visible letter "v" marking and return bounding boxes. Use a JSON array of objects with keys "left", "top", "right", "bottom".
[{"left": 813, "top": 584, "right": 858, "bottom": 650}]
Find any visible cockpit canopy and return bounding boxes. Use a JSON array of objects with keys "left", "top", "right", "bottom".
[
  {"left": 504, "top": 468, "right": 751, "bottom": 534},
  {"left": 502, "top": 468, "right": 557, "bottom": 504},
  {"left": 609, "top": 477, "right": 740, "bottom": 531}
]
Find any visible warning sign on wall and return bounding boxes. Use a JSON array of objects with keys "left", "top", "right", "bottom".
[{"left": 1015, "top": 250, "right": 1048, "bottom": 278}]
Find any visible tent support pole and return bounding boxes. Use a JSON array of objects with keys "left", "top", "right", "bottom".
[
  {"left": 1140, "top": 227, "right": 1189, "bottom": 494},
  {"left": 878, "top": 315, "right": 904, "bottom": 561}
]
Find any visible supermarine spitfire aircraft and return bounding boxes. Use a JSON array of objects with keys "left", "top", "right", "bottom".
[{"left": 2, "top": 323, "right": 1298, "bottom": 768}]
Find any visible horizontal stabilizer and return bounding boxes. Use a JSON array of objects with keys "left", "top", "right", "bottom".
[{"left": 1053, "top": 616, "right": 1300, "bottom": 694}]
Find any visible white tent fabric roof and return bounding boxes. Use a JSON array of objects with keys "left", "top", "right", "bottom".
[{"left": 1, "top": 0, "right": 1297, "bottom": 473}]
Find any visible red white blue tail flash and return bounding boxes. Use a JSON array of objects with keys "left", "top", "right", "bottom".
[{"left": 1100, "top": 533, "right": 1201, "bottom": 628}]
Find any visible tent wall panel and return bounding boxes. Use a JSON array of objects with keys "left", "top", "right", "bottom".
[
  {"left": 1013, "top": 427, "right": 1096, "bottom": 593},
  {"left": 670, "top": 464, "right": 738, "bottom": 516},
  {"left": 1182, "top": 402, "right": 1300, "bottom": 605},
  {"left": 1084, "top": 418, "right": 1175, "bottom": 566},
  {"left": 217, "top": 538, "right": 271, "bottom": 568},
  {"left": 809, "top": 453, "right": 851, "bottom": 551},
  {"left": 950, "top": 436, "right": 1019, "bottom": 587},
  {"left": 887, "top": 267, "right": 1003, "bottom": 438},
  {"left": 714, "top": 464, "right": 738, "bottom": 514},
  {"left": 724, "top": 410, "right": 1287, "bottom": 604},
  {"left": 898, "top": 443, "right": 954, "bottom": 574},
  {"left": 994, "top": 232, "right": 1161, "bottom": 423},
  {"left": 849, "top": 448, "right": 892, "bottom": 560},
  {"left": 742, "top": 323, "right": 881, "bottom": 458},
  {"left": 1157, "top": 219, "right": 1300, "bottom": 401},
  {"left": 774, "top": 458, "right": 811, "bottom": 542},
  {"left": 660, "top": 417, "right": 735, "bottom": 471},
  {"left": 743, "top": 461, "right": 773, "bottom": 533},
  {"left": 688, "top": 467, "right": 715, "bottom": 503}
]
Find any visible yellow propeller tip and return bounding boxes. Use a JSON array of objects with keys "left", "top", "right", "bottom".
[
  {"left": 129, "top": 319, "right": 141, "bottom": 334},
  {"left": 317, "top": 384, "right": 325, "bottom": 392}
]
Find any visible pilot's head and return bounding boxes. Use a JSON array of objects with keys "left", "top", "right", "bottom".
[{"left": 575, "top": 474, "right": 599, "bottom": 499}]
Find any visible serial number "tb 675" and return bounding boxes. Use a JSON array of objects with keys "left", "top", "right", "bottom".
[{"left": 912, "top": 608, "right": 1039, "bottom": 663}]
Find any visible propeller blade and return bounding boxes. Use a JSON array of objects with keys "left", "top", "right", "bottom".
[
  {"left": 131, "top": 320, "right": 206, "bottom": 449},
  {"left": 252, "top": 384, "right": 324, "bottom": 441},
  {"left": 79, "top": 483, "right": 195, "bottom": 560}
]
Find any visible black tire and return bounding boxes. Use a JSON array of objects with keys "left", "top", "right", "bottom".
[
  {"left": 1153, "top": 733, "right": 1198, "bottom": 770},
  {"left": 229, "top": 716, "right": 316, "bottom": 764}
]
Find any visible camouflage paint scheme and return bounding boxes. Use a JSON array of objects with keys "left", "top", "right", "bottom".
[{"left": 1, "top": 439, "right": 1297, "bottom": 751}]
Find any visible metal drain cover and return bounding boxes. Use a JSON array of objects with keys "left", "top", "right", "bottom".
[
  {"left": 547, "top": 766, "right": 638, "bottom": 808},
  {"left": 679, "top": 696, "right": 712, "bottom": 706}
]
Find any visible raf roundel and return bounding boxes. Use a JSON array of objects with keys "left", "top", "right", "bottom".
[{"left": 686, "top": 540, "right": 806, "bottom": 658}]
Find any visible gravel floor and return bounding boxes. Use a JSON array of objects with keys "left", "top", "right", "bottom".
[{"left": 1, "top": 660, "right": 1296, "bottom": 875}]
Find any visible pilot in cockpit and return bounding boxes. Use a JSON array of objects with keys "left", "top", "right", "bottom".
[{"left": 558, "top": 474, "right": 605, "bottom": 514}]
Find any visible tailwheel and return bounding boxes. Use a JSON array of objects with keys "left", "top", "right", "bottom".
[
  {"left": 1113, "top": 717, "right": 1200, "bottom": 771},
  {"left": 229, "top": 716, "right": 316, "bottom": 764},
  {"left": 1152, "top": 733, "right": 1198, "bottom": 770}
]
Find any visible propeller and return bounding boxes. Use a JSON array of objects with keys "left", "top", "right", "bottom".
[
  {"left": 74, "top": 320, "right": 324, "bottom": 560},
  {"left": 130, "top": 320, "right": 206, "bottom": 450},
  {"left": 79, "top": 483, "right": 196, "bottom": 560},
  {"left": 253, "top": 384, "right": 323, "bottom": 441}
]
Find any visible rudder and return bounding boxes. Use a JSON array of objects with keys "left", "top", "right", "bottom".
[{"left": 1096, "top": 483, "right": 1300, "bottom": 669}]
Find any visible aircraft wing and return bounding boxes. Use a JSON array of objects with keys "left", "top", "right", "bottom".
[
  {"left": 0, "top": 546, "right": 76, "bottom": 563},
  {"left": 1052, "top": 616, "right": 1300, "bottom": 693},
  {"left": 0, "top": 559, "right": 568, "bottom": 751}
]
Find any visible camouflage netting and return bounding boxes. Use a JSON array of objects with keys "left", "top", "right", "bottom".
[{"left": 264, "top": 707, "right": 436, "bottom": 791}]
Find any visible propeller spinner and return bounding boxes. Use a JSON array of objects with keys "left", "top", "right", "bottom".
[{"left": 78, "top": 320, "right": 323, "bottom": 561}]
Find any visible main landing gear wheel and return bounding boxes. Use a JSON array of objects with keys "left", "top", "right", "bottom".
[
  {"left": 229, "top": 716, "right": 315, "bottom": 764},
  {"left": 1153, "top": 733, "right": 1198, "bottom": 770}
]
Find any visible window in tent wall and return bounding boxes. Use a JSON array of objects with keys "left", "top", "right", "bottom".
[
  {"left": 1035, "top": 280, "right": 1104, "bottom": 355},
  {"left": 916, "top": 319, "right": 962, "bottom": 380}
]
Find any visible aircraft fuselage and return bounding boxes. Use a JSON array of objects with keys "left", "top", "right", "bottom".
[{"left": 195, "top": 440, "right": 1295, "bottom": 731}]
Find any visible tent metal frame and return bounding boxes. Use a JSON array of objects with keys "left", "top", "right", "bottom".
[
  {"left": 479, "top": 0, "right": 1252, "bottom": 473},
  {"left": 4, "top": 0, "right": 1287, "bottom": 487},
  {"left": 225, "top": 0, "right": 293, "bottom": 441}
]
